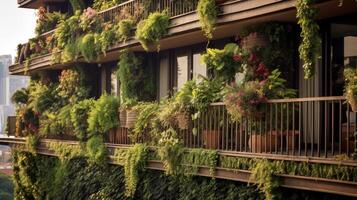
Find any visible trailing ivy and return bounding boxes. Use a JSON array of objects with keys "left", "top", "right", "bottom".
[
  {"left": 197, "top": 0, "right": 218, "bottom": 40},
  {"left": 296, "top": 0, "right": 321, "bottom": 79},
  {"left": 70, "top": 99, "right": 95, "bottom": 140},
  {"left": 86, "top": 135, "right": 107, "bottom": 165},
  {"left": 135, "top": 11, "right": 170, "bottom": 51},
  {"left": 250, "top": 159, "right": 281, "bottom": 200},
  {"left": 124, "top": 143, "right": 149, "bottom": 197}
]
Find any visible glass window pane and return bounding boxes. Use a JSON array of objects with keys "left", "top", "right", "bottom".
[
  {"left": 177, "top": 55, "right": 188, "bottom": 90},
  {"left": 193, "top": 53, "right": 206, "bottom": 81},
  {"left": 160, "top": 57, "right": 169, "bottom": 99}
]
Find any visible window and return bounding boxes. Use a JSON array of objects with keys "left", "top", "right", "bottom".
[
  {"left": 159, "top": 56, "right": 169, "bottom": 99},
  {"left": 177, "top": 55, "right": 188, "bottom": 90},
  {"left": 193, "top": 53, "right": 207, "bottom": 81}
]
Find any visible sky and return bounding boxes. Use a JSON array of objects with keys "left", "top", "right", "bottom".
[{"left": 0, "top": 1, "right": 36, "bottom": 62}]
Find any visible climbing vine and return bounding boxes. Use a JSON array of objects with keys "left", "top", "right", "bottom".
[{"left": 296, "top": 0, "right": 321, "bottom": 79}]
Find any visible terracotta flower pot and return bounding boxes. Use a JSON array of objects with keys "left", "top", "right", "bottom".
[
  {"left": 248, "top": 132, "right": 280, "bottom": 153},
  {"left": 203, "top": 130, "right": 221, "bottom": 149},
  {"left": 126, "top": 109, "right": 138, "bottom": 129}
]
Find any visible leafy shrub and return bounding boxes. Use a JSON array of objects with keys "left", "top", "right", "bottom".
[
  {"left": 202, "top": 43, "right": 246, "bottom": 82},
  {"left": 70, "top": 99, "right": 95, "bottom": 140},
  {"left": 116, "top": 19, "right": 134, "bottom": 42},
  {"left": 86, "top": 135, "right": 107, "bottom": 164},
  {"left": 58, "top": 69, "right": 88, "bottom": 104},
  {"left": 80, "top": 33, "right": 101, "bottom": 62},
  {"left": 99, "top": 23, "right": 117, "bottom": 54},
  {"left": 11, "top": 88, "right": 29, "bottom": 105},
  {"left": 131, "top": 102, "right": 159, "bottom": 142},
  {"left": 197, "top": 0, "right": 218, "bottom": 39},
  {"left": 135, "top": 11, "right": 170, "bottom": 51},
  {"left": 87, "top": 94, "right": 119, "bottom": 134}
]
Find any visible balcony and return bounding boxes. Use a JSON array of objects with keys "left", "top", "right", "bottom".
[
  {"left": 3, "top": 96, "right": 357, "bottom": 197},
  {"left": 10, "top": 0, "right": 306, "bottom": 74},
  {"left": 6, "top": 96, "right": 357, "bottom": 161}
]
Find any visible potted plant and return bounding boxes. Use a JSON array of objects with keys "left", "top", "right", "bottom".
[{"left": 344, "top": 68, "right": 357, "bottom": 112}]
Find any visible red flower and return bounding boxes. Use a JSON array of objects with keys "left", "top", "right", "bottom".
[
  {"left": 232, "top": 55, "right": 242, "bottom": 62},
  {"left": 256, "top": 63, "right": 269, "bottom": 78}
]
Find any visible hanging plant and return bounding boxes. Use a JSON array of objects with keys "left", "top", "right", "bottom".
[
  {"left": 296, "top": 0, "right": 321, "bottom": 79},
  {"left": 116, "top": 19, "right": 134, "bottom": 43},
  {"left": 135, "top": 11, "right": 170, "bottom": 51},
  {"left": 80, "top": 33, "right": 101, "bottom": 62},
  {"left": 197, "top": 0, "right": 218, "bottom": 40}
]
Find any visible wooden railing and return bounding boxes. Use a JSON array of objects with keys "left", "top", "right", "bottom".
[
  {"left": 105, "top": 96, "right": 357, "bottom": 159},
  {"left": 6, "top": 116, "right": 16, "bottom": 137},
  {"left": 101, "top": 0, "right": 199, "bottom": 23}
]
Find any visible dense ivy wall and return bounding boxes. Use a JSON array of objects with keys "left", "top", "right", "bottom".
[{"left": 12, "top": 151, "right": 357, "bottom": 200}]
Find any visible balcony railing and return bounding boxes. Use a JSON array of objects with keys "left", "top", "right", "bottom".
[{"left": 104, "top": 96, "right": 357, "bottom": 159}]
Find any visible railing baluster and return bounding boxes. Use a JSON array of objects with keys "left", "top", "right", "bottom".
[
  {"left": 317, "top": 101, "right": 320, "bottom": 157},
  {"left": 292, "top": 102, "right": 295, "bottom": 156},
  {"left": 332, "top": 101, "right": 335, "bottom": 156},
  {"left": 339, "top": 100, "right": 342, "bottom": 155},
  {"left": 286, "top": 103, "right": 289, "bottom": 155},
  {"left": 347, "top": 103, "right": 350, "bottom": 156},
  {"left": 311, "top": 101, "right": 314, "bottom": 157},
  {"left": 325, "top": 101, "right": 327, "bottom": 158},
  {"left": 299, "top": 102, "right": 301, "bottom": 156}
]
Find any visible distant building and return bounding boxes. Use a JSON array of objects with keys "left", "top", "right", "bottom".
[{"left": 0, "top": 55, "right": 29, "bottom": 136}]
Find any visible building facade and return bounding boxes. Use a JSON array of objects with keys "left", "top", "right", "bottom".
[{"left": 1, "top": 0, "right": 357, "bottom": 199}]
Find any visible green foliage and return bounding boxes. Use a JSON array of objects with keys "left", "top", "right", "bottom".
[
  {"left": 93, "top": 0, "right": 125, "bottom": 11},
  {"left": 135, "top": 11, "right": 170, "bottom": 51},
  {"left": 35, "top": 8, "right": 66, "bottom": 35},
  {"left": 58, "top": 68, "right": 89, "bottom": 104},
  {"left": 28, "top": 82, "right": 58, "bottom": 114},
  {"left": 131, "top": 102, "right": 159, "bottom": 142},
  {"left": 80, "top": 33, "right": 101, "bottom": 62},
  {"left": 86, "top": 135, "right": 107, "bottom": 165},
  {"left": 47, "top": 142, "right": 85, "bottom": 165},
  {"left": 197, "top": 0, "right": 217, "bottom": 39},
  {"left": 182, "top": 148, "right": 218, "bottom": 176},
  {"left": 117, "top": 50, "right": 142, "bottom": 104},
  {"left": 264, "top": 69, "right": 296, "bottom": 99},
  {"left": 70, "top": 99, "right": 95, "bottom": 140},
  {"left": 11, "top": 88, "right": 29, "bottom": 105},
  {"left": 296, "top": 0, "right": 321, "bottom": 79},
  {"left": 69, "top": 0, "right": 85, "bottom": 12},
  {"left": 87, "top": 94, "right": 119, "bottom": 134},
  {"left": 191, "top": 78, "right": 225, "bottom": 119},
  {"left": 344, "top": 68, "right": 357, "bottom": 105},
  {"left": 202, "top": 43, "right": 246, "bottom": 82},
  {"left": 158, "top": 128, "right": 184, "bottom": 175},
  {"left": 25, "top": 135, "right": 40, "bottom": 154},
  {"left": 99, "top": 23, "right": 117, "bottom": 54},
  {"left": 250, "top": 159, "right": 280, "bottom": 200},
  {"left": 124, "top": 143, "right": 149, "bottom": 197},
  {"left": 116, "top": 19, "right": 134, "bottom": 42}
]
